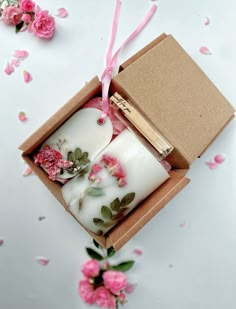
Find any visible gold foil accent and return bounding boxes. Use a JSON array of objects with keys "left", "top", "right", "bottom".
[{"left": 110, "top": 92, "right": 174, "bottom": 159}]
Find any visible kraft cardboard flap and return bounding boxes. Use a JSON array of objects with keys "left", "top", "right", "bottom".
[
  {"left": 112, "top": 34, "right": 235, "bottom": 167},
  {"left": 19, "top": 76, "right": 101, "bottom": 154}
]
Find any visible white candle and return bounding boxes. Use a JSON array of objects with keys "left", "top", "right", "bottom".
[
  {"left": 38, "top": 108, "right": 113, "bottom": 180},
  {"left": 62, "top": 129, "right": 170, "bottom": 235}
]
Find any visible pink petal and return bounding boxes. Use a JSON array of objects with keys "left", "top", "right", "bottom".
[
  {"left": 18, "top": 111, "right": 27, "bottom": 122},
  {"left": 133, "top": 248, "right": 143, "bottom": 256},
  {"left": 23, "top": 70, "right": 32, "bottom": 83},
  {"left": 11, "top": 58, "right": 21, "bottom": 67},
  {"left": 214, "top": 154, "right": 225, "bottom": 164},
  {"left": 0, "top": 239, "right": 4, "bottom": 246},
  {"left": 23, "top": 166, "right": 33, "bottom": 176},
  {"left": 179, "top": 222, "right": 186, "bottom": 228},
  {"left": 4, "top": 62, "right": 14, "bottom": 75},
  {"left": 205, "top": 161, "right": 217, "bottom": 170},
  {"left": 204, "top": 16, "right": 211, "bottom": 25},
  {"left": 35, "top": 257, "right": 50, "bottom": 266},
  {"left": 56, "top": 8, "right": 68, "bottom": 18},
  {"left": 13, "top": 50, "right": 28, "bottom": 59},
  {"left": 124, "top": 283, "right": 136, "bottom": 294},
  {"left": 200, "top": 46, "right": 212, "bottom": 55}
]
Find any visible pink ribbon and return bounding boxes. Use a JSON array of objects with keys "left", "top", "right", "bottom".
[{"left": 99, "top": 0, "right": 157, "bottom": 123}]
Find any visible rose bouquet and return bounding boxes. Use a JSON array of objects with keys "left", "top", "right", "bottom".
[
  {"left": 79, "top": 240, "right": 135, "bottom": 309},
  {"left": 0, "top": 0, "right": 55, "bottom": 39}
]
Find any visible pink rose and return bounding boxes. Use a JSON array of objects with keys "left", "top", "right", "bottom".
[
  {"left": 22, "top": 13, "right": 31, "bottom": 23},
  {"left": 103, "top": 270, "right": 127, "bottom": 295},
  {"left": 1, "top": 6, "right": 23, "bottom": 26},
  {"left": 29, "top": 6, "right": 55, "bottom": 39},
  {"left": 95, "top": 287, "right": 116, "bottom": 309},
  {"left": 78, "top": 280, "right": 96, "bottom": 305},
  {"left": 19, "top": 0, "right": 35, "bottom": 12},
  {"left": 82, "top": 259, "right": 100, "bottom": 278}
]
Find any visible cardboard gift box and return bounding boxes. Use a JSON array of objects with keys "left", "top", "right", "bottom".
[{"left": 19, "top": 34, "right": 234, "bottom": 250}]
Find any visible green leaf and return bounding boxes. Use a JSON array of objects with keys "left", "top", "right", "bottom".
[
  {"left": 101, "top": 206, "right": 112, "bottom": 220},
  {"left": 81, "top": 152, "right": 89, "bottom": 160},
  {"left": 86, "top": 187, "right": 104, "bottom": 197},
  {"left": 110, "top": 198, "right": 121, "bottom": 212},
  {"left": 103, "top": 221, "right": 115, "bottom": 228},
  {"left": 15, "top": 21, "right": 24, "bottom": 33},
  {"left": 68, "top": 151, "right": 75, "bottom": 162},
  {"left": 86, "top": 247, "right": 103, "bottom": 261},
  {"left": 75, "top": 148, "right": 82, "bottom": 159},
  {"left": 111, "top": 214, "right": 124, "bottom": 221},
  {"left": 93, "top": 239, "right": 101, "bottom": 248},
  {"left": 107, "top": 246, "right": 116, "bottom": 257},
  {"left": 118, "top": 207, "right": 129, "bottom": 214},
  {"left": 120, "top": 192, "right": 135, "bottom": 207},
  {"left": 112, "top": 260, "right": 135, "bottom": 272},
  {"left": 93, "top": 218, "right": 105, "bottom": 226}
]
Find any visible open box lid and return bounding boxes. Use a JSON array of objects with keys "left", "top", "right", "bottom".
[{"left": 111, "top": 34, "right": 235, "bottom": 168}]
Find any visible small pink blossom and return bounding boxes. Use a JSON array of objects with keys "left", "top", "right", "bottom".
[
  {"left": 95, "top": 286, "right": 116, "bottom": 309},
  {"left": 34, "top": 145, "right": 72, "bottom": 180},
  {"left": 124, "top": 283, "right": 136, "bottom": 294},
  {"left": 4, "top": 62, "right": 14, "bottom": 75},
  {"left": 29, "top": 6, "right": 55, "bottom": 39},
  {"left": 204, "top": 16, "right": 211, "bottom": 25},
  {"left": 133, "top": 248, "right": 143, "bottom": 256},
  {"left": 22, "top": 13, "right": 31, "bottom": 23},
  {"left": 91, "top": 164, "right": 102, "bottom": 174},
  {"left": 100, "top": 154, "right": 127, "bottom": 186},
  {"left": 18, "top": 111, "right": 27, "bottom": 121},
  {"left": 23, "top": 70, "right": 32, "bottom": 83},
  {"left": 78, "top": 280, "right": 96, "bottom": 305},
  {"left": 82, "top": 259, "right": 100, "bottom": 278},
  {"left": 118, "top": 177, "right": 127, "bottom": 187},
  {"left": 118, "top": 292, "right": 126, "bottom": 304},
  {"left": 205, "top": 161, "right": 217, "bottom": 170},
  {"left": 19, "top": 0, "right": 35, "bottom": 12},
  {"left": 103, "top": 270, "right": 127, "bottom": 295},
  {"left": 56, "top": 8, "right": 68, "bottom": 18},
  {"left": 13, "top": 50, "right": 28, "bottom": 59},
  {"left": 11, "top": 58, "right": 20, "bottom": 67},
  {"left": 1, "top": 6, "right": 23, "bottom": 26}
]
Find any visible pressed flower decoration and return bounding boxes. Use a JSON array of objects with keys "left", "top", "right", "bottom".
[
  {"left": 79, "top": 240, "right": 135, "bottom": 309},
  {"left": 0, "top": 0, "right": 55, "bottom": 39}
]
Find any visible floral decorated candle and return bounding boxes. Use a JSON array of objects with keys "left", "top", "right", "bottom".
[{"left": 62, "top": 129, "right": 170, "bottom": 235}]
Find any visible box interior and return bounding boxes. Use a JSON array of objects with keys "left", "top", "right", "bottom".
[{"left": 19, "top": 34, "right": 235, "bottom": 250}]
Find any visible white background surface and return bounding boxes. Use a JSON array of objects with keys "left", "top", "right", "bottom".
[{"left": 0, "top": 0, "right": 236, "bottom": 308}]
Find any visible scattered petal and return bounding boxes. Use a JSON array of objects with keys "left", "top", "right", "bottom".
[
  {"left": 4, "top": 62, "right": 14, "bottom": 75},
  {"left": 133, "top": 248, "right": 143, "bottom": 256},
  {"left": 18, "top": 111, "right": 27, "bottom": 122},
  {"left": 124, "top": 283, "right": 136, "bottom": 294},
  {"left": 205, "top": 161, "right": 217, "bottom": 170},
  {"left": 56, "top": 8, "right": 68, "bottom": 18},
  {"left": 11, "top": 58, "right": 21, "bottom": 67},
  {"left": 23, "top": 166, "right": 33, "bottom": 176},
  {"left": 199, "top": 46, "right": 212, "bottom": 55},
  {"left": 13, "top": 50, "right": 28, "bottom": 59},
  {"left": 23, "top": 70, "right": 32, "bottom": 83},
  {"left": 0, "top": 239, "right": 4, "bottom": 246},
  {"left": 214, "top": 154, "right": 225, "bottom": 164},
  {"left": 179, "top": 221, "right": 186, "bottom": 228},
  {"left": 35, "top": 257, "right": 50, "bottom": 266},
  {"left": 204, "top": 16, "right": 211, "bottom": 25},
  {"left": 38, "top": 216, "right": 46, "bottom": 221}
]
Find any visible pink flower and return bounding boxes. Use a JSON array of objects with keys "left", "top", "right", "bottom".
[
  {"left": 1, "top": 6, "right": 23, "bottom": 26},
  {"left": 103, "top": 270, "right": 127, "bottom": 295},
  {"left": 29, "top": 6, "right": 55, "bottom": 39},
  {"left": 95, "top": 287, "right": 116, "bottom": 309},
  {"left": 19, "top": 0, "right": 35, "bottom": 12},
  {"left": 119, "top": 292, "right": 126, "bottom": 304},
  {"left": 91, "top": 164, "right": 102, "bottom": 174},
  {"left": 78, "top": 280, "right": 96, "bottom": 305},
  {"left": 34, "top": 145, "right": 72, "bottom": 180},
  {"left": 82, "top": 259, "right": 100, "bottom": 278},
  {"left": 22, "top": 13, "right": 31, "bottom": 23},
  {"left": 100, "top": 154, "right": 127, "bottom": 186}
]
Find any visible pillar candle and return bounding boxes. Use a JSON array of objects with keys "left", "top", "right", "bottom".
[{"left": 62, "top": 129, "right": 170, "bottom": 235}]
